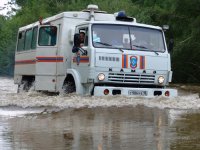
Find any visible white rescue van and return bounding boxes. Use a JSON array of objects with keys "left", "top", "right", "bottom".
[{"left": 14, "top": 5, "right": 177, "bottom": 97}]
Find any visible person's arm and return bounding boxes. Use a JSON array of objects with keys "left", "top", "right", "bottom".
[{"left": 39, "top": 17, "right": 43, "bottom": 25}]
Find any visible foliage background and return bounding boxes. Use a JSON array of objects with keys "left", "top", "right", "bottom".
[{"left": 0, "top": 0, "right": 199, "bottom": 83}]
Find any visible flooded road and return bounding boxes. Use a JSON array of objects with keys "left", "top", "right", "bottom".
[{"left": 0, "top": 77, "right": 200, "bottom": 150}]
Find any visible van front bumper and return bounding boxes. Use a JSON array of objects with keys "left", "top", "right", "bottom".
[{"left": 94, "top": 86, "right": 178, "bottom": 97}]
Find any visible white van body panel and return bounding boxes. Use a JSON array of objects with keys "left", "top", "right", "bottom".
[{"left": 14, "top": 6, "right": 177, "bottom": 97}]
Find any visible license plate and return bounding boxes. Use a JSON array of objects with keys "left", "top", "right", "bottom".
[{"left": 128, "top": 90, "right": 147, "bottom": 96}]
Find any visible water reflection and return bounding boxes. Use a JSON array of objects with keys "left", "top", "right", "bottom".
[
  {"left": 171, "top": 113, "right": 200, "bottom": 150},
  {"left": 1, "top": 77, "right": 200, "bottom": 149},
  {"left": 0, "top": 106, "right": 173, "bottom": 150}
]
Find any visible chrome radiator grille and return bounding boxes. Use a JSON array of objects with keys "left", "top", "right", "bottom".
[{"left": 108, "top": 73, "right": 155, "bottom": 84}]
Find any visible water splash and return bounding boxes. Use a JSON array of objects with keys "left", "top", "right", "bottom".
[{"left": 0, "top": 77, "right": 200, "bottom": 117}]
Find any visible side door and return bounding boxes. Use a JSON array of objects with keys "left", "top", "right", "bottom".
[
  {"left": 35, "top": 25, "right": 61, "bottom": 91},
  {"left": 72, "top": 26, "right": 89, "bottom": 66},
  {"left": 72, "top": 26, "right": 90, "bottom": 83}
]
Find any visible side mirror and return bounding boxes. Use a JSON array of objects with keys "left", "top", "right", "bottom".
[
  {"left": 73, "top": 33, "right": 80, "bottom": 47},
  {"left": 162, "top": 25, "right": 169, "bottom": 31},
  {"left": 168, "top": 39, "right": 174, "bottom": 53}
]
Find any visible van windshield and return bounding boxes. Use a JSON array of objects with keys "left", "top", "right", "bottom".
[{"left": 92, "top": 24, "right": 165, "bottom": 52}]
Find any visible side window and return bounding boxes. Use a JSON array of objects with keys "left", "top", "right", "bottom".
[
  {"left": 38, "top": 26, "right": 57, "bottom": 46},
  {"left": 79, "top": 28, "right": 88, "bottom": 46},
  {"left": 17, "top": 31, "right": 25, "bottom": 51},
  {"left": 31, "top": 26, "right": 38, "bottom": 49},
  {"left": 24, "top": 29, "right": 33, "bottom": 50}
]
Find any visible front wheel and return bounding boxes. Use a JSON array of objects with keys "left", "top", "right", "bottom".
[{"left": 62, "top": 80, "right": 76, "bottom": 94}]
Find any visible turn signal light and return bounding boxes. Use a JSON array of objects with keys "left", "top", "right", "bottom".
[
  {"left": 104, "top": 89, "right": 109, "bottom": 95},
  {"left": 165, "top": 91, "right": 170, "bottom": 97}
]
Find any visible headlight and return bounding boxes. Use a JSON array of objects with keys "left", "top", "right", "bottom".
[
  {"left": 158, "top": 76, "right": 165, "bottom": 84},
  {"left": 98, "top": 73, "right": 105, "bottom": 81}
]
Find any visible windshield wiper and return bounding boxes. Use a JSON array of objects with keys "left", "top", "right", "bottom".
[
  {"left": 132, "top": 44, "right": 159, "bottom": 55},
  {"left": 95, "top": 42, "right": 124, "bottom": 53},
  {"left": 118, "top": 48, "right": 124, "bottom": 53},
  {"left": 149, "top": 49, "right": 159, "bottom": 55},
  {"left": 132, "top": 44, "right": 148, "bottom": 49},
  {"left": 95, "top": 42, "right": 112, "bottom": 46}
]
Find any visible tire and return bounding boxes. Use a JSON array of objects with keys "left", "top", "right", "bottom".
[
  {"left": 17, "top": 80, "right": 32, "bottom": 93},
  {"left": 62, "top": 81, "right": 76, "bottom": 94}
]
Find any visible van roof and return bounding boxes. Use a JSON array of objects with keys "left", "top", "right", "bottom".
[{"left": 18, "top": 11, "right": 161, "bottom": 31}]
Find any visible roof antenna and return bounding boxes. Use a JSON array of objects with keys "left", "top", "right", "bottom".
[{"left": 87, "top": 4, "right": 98, "bottom": 21}]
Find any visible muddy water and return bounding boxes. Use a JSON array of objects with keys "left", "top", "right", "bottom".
[{"left": 0, "top": 77, "right": 200, "bottom": 150}]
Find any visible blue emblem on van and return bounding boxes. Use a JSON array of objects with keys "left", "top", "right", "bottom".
[{"left": 130, "top": 56, "right": 137, "bottom": 69}]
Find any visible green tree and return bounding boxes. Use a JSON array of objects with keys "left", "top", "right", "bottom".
[{"left": 1, "top": 0, "right": 200, "bottom": 83}]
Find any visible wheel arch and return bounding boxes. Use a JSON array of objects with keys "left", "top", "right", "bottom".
[
  {"left": 65, "top": 69, "right": 84, "bottom": 95},
  {"left": 21, "top": 75, "right": 35, "bottom": 83}
]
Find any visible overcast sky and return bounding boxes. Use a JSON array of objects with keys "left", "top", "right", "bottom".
[
  {"left": 0, "top": 0, "right": 12, "bottom": 15},
  {"left": 0, "top": 0, "right": 8, "bottom": 6}
]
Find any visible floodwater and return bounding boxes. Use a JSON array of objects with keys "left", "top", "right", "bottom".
[{"left": 0, "top": 78, "right": 200, "bottom": 150}]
